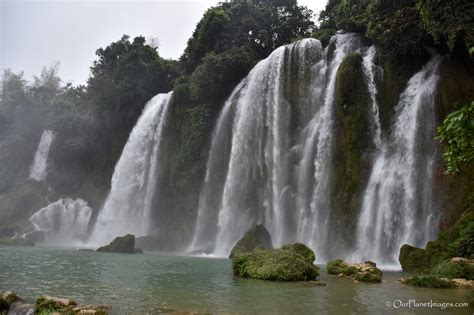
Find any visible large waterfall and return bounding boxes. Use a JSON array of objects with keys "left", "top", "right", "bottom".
[
  {"left": 187, "top": 34, "right": 440, "bottom": 266},
  {"left": 189, "top": 34, "right": 372, "bottom": 258},
  {"left": 351, "top": 54, "right": 442, "bottom": 268},
  {"left": 29, "top": 130, "right": 55, "bottom": 182},
  {"left": 29, "top": 198, "right": 93, "bottom": 245},
  {"left": 91, "top": 92, "right": 173, "bottom": 244}
]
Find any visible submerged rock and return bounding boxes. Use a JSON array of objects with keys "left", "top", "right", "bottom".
[
  {"left": 232, "top": 243, "right": 319, "bottom": 281},
  {"left": 73, "top": 304, "right": 110, "bottom": 314},
  {"left": 0, "top": 237, "right": 35, "bottom": 247},
  {"left": 96, "top": 234, "right": 142, "bottom": 254},
  {"left": 229, "top": 224, "right": 273, "bottom": 258},
  {"left": 327, "top": 259, "right": 382, "bottom": 283}
]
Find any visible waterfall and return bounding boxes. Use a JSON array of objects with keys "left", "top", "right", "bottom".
[
  {"left": 29, "top": 130, "right": 55, "bottom": 182},
  {"left": 29, "top": 198, "right": 92, "bottom": 245},
  {"left": 189, "top": 34, "right": 368, "bottom": 258},
  {"left": 352, "top": 54, "right": 442, "bottom": 268},
  {"left": 91, "top": 92, "right": 172, "bottom": 244}
]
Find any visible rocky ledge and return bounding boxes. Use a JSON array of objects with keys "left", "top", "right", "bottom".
[
  {"left": 232, "top": 243, "right": 320, "bottom": 281},
  {"left": 96, "top": 234, "right": 143, "bottom": 254},
  {"left": 1, "top": 291, "right": 110, "bottom": 315},
  {"left": 327, "top": 259, "right": 383, "bottom": 283}
]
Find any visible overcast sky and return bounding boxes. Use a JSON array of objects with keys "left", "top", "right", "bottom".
[{"left": 0, "top": 0, "right": 327, "bottom": 84}]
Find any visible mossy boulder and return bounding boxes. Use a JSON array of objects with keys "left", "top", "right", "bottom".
[
  {"left": 399, "top": 276, "right": 455, "bottom": 288},
  {"left": 399, "top": 211, "right": 474, "bottom": 272},
  {"left": 36, "top": 295, "right": 77, "bottom": 314},
  {"left": 232, "top": 243, "right": 319, "bottom": 281},
  {"left": 96, "top": 234, "right": 142, "bottom": 253},
  {"left": 229, "top": 224, "right": 273, "bottom": 258},
  {"left": 327, "top": 259, "right": 383, "bottom": 283},
  {"left": 399, "top": 244, "right": 429, "bottom": 272}
]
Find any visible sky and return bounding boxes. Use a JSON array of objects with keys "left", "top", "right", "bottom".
[{"left": 0, "top": 0, "right": 327, "bottom": 84}]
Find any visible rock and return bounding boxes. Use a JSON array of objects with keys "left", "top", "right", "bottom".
[
  {"left": 308, "top": 280, "right": 326, "bottom": 286},
  {"left": 73, "top": 304, "right": 110, "bottom": 314},
  {"left": 232, "top": 243, "right": 319, "bottom": 281},
  {"left": 3, "top": 291, "right": 21, "bottom": 305},
  {"left": 399, "top": 244, "right": 428, "bottom": 272},
  {"left": 0, "top": 237, "right": 35, "bottom": 246},
  {"left": 327, "top": 259, "right": 383, "bottom": 283},
  {"left": 450, "top": 278, "right": 474, "bottom": 289},
  {"left": 135, "top": 235, "right": 159, "bottom": 251},
  {"left": 229, "top": 225, "right": 273, "bottom": 259},
  {"left": 36, "top": 295, "right": 77, "bottom": 314},
  {"left": 399, "top": 276, "right": 455, "bottom": 288},
  {"left": 96, "top": 234, "right": 142, "bottom": 254},
  {"left": 8, "top": 300, "right": 35, "bottom": 315}
]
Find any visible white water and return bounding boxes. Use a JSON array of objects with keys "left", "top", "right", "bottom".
[
  {"left": 90, "top": 92, "right": 172, "bottom": 244},
  {"left": 29, "top": 198, "right": 92, "bottom": 245},
  {"left": 351, "top": 54, "right": 442, "bottom": 268},
  {"left": 29, "top": 130, "right": 55, "bottom": 182},
  {"left": 189, "top": 34, "right": 369, "bottom": 258}
]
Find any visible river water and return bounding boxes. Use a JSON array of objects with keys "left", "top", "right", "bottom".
[{"left": 0, "top": 246, "right": 472, "bottom": 314}]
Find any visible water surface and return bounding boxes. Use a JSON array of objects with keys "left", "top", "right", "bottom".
[{"left": 0, "top": 246, "right": 472, "bottom": 314}]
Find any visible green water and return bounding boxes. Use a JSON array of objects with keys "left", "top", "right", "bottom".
[{"left": 0, "top": 246, "right": 472, "bottom": 314}]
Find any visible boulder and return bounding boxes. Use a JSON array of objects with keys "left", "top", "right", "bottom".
[
  {"left": 232, "top": 243, "right": 319, "bottom": 281},
  {"left": 1, "top": 291, "right": 21, "bottom": 314},
  {"left": 96, "top": 234, "right": 142, "bottom": 254},
  {"left": 8, "top": 300, "right": 35, "bottom": 315},
  {"left": 327, "top": 259, "right": 383, "bottom": 283},
  {"left": 229, "top": 224, "right": 273, "bottom": 258},
  {"left": 36, "top": 295, "right": 77, "bottom": 314},
  {"left": 399, "top": 244, "right": 428, "bottom": 272}
]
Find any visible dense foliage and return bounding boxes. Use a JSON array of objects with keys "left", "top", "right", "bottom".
[
  {"left": 314, "top": 0, "right": 474, "bottom": 55},
  {"left": 437, "top": 102, "right": 474, "bottom": 174}
]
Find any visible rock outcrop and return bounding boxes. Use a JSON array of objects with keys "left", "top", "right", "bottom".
[
  {"left": 327, "top": 259, "right": 383, "bottom": 283},
  {"left": 229, "top": 224, "right": 273, "bottom": 258},
  {"left": 96, "top": 234, "right": 143, "bottom": 253},
  {"left": 232, "top": 243, "right": 319, "bottom": 281}
]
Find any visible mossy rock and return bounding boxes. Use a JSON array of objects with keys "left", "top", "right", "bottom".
[
  {"left": 0, "top": 291, "right": 22, "bottom": 314},
  {"left": 399, "top": 244, "right": 429, "bottom": 272},
  {"left": 399, "top": 211, "right": 474, "bottom": 273},
  {"left": 400, "top": 276, "right": 455, "bottom": 289},
  {"left": 281, "top": 243, "right": 315, "bottom": 263},
  {"left": 229, "top": 224, "right": 273, "bottom": 258},
  {"left": 96, "top": 234, "right": 142, "bottom": 254},
  {"left": 36, "top": 295, "right": 76, "bottom": 314},
  {"left": 232, "top": 244, "right": 319, "bottom": 281},
  {"left": 327, "top": 259, "right": 382, "bottom": 283}
]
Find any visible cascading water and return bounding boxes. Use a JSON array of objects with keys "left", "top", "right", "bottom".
[
  {"left": 29, "top": 198, "right": 92, "bottom": 245},
  {"left": 91, "top": 92, "right": 172, "bottom": 244},
  {"left": 189, "top": 34, "right": 371, "bottom": 258},
  {"left": 29, "top": 130, "right": 55, "bottom": 182},
  {"left": 351, "top": 54, "right": 442, "bottom": 268}
]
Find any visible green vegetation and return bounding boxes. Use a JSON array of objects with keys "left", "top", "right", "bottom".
[
  {"left": 400, "top": 276, "right": 455, "bottom": 288},
  {"left": 232, "top": 243, "right": 319, "bottom": 281},
  {"left": 399, "top": 211, "right": 474, "bottom": 275},
  {"left": 327, "top": 259, "right": 382, "bottom": 283},
  {"left": 314, "top": 0, "right": 473, "bottom": 55},
  {"left": 437, "top": 102, "right": 474, "bottom": 174}
]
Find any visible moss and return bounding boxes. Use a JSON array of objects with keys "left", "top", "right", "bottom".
[
  {"left": 331, "top": 53, "right": 373, "bottom": 249},
  {"left": 229, "top": 225, "right": 273, "bottom": 258},
  {"left": 399, "top": 244, "right": 429, "bottom": 272},
  {"left": 281, "top": 243, "right": 315, "bottom": 263},
  {"left": 399, "top": 211, "right": 474, "bottom": 273},
  {"left": 36, "top": 297, "right": 73, "bottom": 315},
  {"left": 401, "top": 276, "right": 455, "bottom": 289},
  {"left": 327, "top": 259, "right": 383, "bottom": 283},
  {"left": 232, "top": 244, "right": 319, "bottom": 281},
  {"left": 432, "top": 259, "right": 474, "bottom": 280}
]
